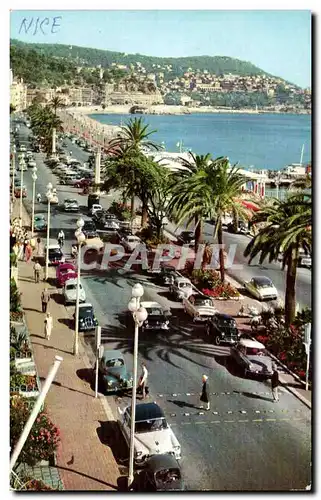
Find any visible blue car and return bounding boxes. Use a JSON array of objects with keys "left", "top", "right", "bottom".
[{"left": 97, "top": 349, "right": 133, "bottom": 393}]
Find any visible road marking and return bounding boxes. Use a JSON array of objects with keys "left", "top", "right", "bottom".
[
  {"left": 195, "top": 421, "right": 206, "bottom": 425},
  {"left": 265, "top": 418, "right": 276, "bottom": 422},
  {"left": 240, "top": 410, "right": 247, "bottom": 414},
  {"left": 279, "top": 418, "right": 290, "bottom": 421},
  {"left": 255, "top": 410, "right": 260, "bottom": 413},
  {"left": 184, "top": 413, "right": 190, "bottom": 416},
  {"left": 224, "top": 420, "right": 235, "bottom": 423},
  {"left": 252, "top": 419, "right": 263, "bottom": 422},
  {"left": 170, "top": 413, "right": 176, "bottom": 417},
  {"left": 212, "top": 411, "right": 218, "bottom": 415},
  {"left": 186, "top": 393, "right": 191, "bottom": 396},
  {"left": 181, "top": 422, "right": 191, "bottom": 425},
  {"left": 268, "top": 410, "right": 274, "bottom": 413},
  {"left": 158, "top": 394, "right": 163, "bottom": 397},
  {"left": 227, "top": 410, "right": 233, "bottom": 414},
  {"left": 199, "top": 411, "right": 205, "bottom": 415},
  {"left": 211, "top": 421, "right": 221, "bottom": 423},
  {"left": 238, "top": 420, "right": 249, "bottom": 423}
]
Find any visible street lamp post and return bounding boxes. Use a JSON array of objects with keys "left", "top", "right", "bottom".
[
  {"left": 275, "top": 171, "right": 282, "bottom": 200},
  {"left": 127, "top": 284, "right": 148, "bottom": 488},
  {"left": 45, "top": 183, "right": 54, "bottom": 281},
  {"left": 73, "top": 218, "right": 86, "bottom": 356},
  {"left": 11, "top": 145, "right": 16, "bottom": 201},
  {"left": 31, "top": 166, "right": 37, "bottom": 235},
  {"left": 19, "top": 157, "right": 26, "bottom": 227}
]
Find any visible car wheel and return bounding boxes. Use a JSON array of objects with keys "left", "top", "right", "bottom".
[{"left": 215, "top": 335, "right": 221, "bottom": 346}]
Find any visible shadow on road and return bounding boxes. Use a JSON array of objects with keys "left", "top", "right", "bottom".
[
  {"left": 167, "top": 399, "right": 197, "bottom": 409},
  {"left": 50, "top": 292, "right": 64, "bottom": 305},
  {"left": 242, "top": 391, "right": 272, "bottom": 402},
  {"left": 58, "top": 317, "right": 73, "bottom": 328}
]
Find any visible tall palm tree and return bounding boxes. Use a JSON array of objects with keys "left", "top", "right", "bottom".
[
  {"left": 169, "top": 156, "right": 248, "bottom": 281},
  {"left": 168, "top": 153, "right": 212, "bottom": 248},
  {"left": 49, "top": 96, "right": 64, "bottom": 116},
  {"left": 109, "top": 117, "right": 160, "bottom": 153},
  {"left": 244, "top": 195, "right": 311, "bottom": 326}
]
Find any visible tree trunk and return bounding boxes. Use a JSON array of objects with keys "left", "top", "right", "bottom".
[
  {"left": 285, "top": 247, "right": 299, "bottom": 327},
  {"left": 194, "top": 217, "right": 202, "bottom": 252},
  {"left": 130, "top": 194, "right": 135, "bottom": 233},
  {"left": 217, "top": 219, "right": 225, "bottom": 282},
  {"left": 142, "top": 203, "right": 148, "bottom": 228}
]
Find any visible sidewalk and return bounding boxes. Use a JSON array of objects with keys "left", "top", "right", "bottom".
[{"left": 13, "top": 201, "right": 121, "bottom": 490}]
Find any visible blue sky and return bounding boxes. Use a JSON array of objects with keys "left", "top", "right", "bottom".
[{"left": 10, "top": 10, "right": 311, "bottom": 87}]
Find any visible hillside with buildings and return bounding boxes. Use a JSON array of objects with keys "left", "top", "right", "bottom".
[{"left": 10, "top": 39, "right": 311, "bottom": 113}]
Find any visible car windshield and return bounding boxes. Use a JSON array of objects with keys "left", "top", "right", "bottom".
[
  {"left": 218, "top": 318, "right": 236, "bottom": 328},
  {"left": 79, "top": 307, "right": 93, "bottom": 317},
  {"left": 66, "top": 283, "right": 82, "bottom": 290},
  {"left": 246, "top": 347, "right": 266, "bottom": 356},
  {"left": 135, "top": 417, "right": 168, "bottom": 433},
  {"left": 49, "top": 249, "right": 61, "bottom": 256},
  {"left": 61, "top": 268, "right": 73, "bottom": 275},
  {"left": 254, "top": 279, "right": 272, "bottom": 288},
  {"left": 194, "top": 297, "right": 212, "bottom": 306},
  {"left": 105, "top": 358, "right": 124, "bottom": 367},
  {"left": 147, "top": 308, "right": 163, "bottom": 316},
  {"left": 179, "top": 282, "right": 191, "bottom": 289}
]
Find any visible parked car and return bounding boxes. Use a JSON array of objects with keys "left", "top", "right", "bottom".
[
  {"left": 298, "top": 248, "right": 312, "bottom": 269},
  {"left": 170, "top": 277, "right": 193, "bottom": 301},
  {"left": 73, "top": 302, "right": 98, "bottom": 331},
  {"left": 96, "top": 349, "right": 133, "bottom": 393},
  {"left": 140, "top": 302, "right": 170, "bottom": 331},
  {"left": 97, "top": 218, "right": 120, "bottom": 231},
  {"left": 230, "top": 338, "right": 273, "bottom": 378},
  {"left": 132, "top": 454, "right": 183, "bottom": 492},
  {"left": 63, "top": 198, "right": 79, "bottom": 212},
  {"left": 88, "top": 194, "right": 100, "bottom": 210},
  {"left": 56, "top": 263, "right": 77, "bottom": 287},
  {"left": 206, "top": 313, "right": 241, "bottom": 345},
  {"left": 27, "top": 159, "right": 37, "bottom": 168},
  {"left": 14, "top": 187, "right": 27, "bottom": 198},
  {"left": 33, "top": 214, "right": 47, "bottom": 232},
  {"left": 183, "top": 294, "right": 218, "bottom": 322},
  {"left": 44, "top": 245, "right": 64, "bottom": 266},
  {"left": 244, "top": 276, "right": 278, "bottom": 301},
  {"left": 227, "top": 220, "right": 250, "bottom": 235},
  {"left": 90, "top": 204, "right": 103, "bottom": 216},
  {"left": 82, "top": 220, "right": 98, "bottom": 239},
  {"left": 63, "top": 278, "right": 86, "bottom": 305},
  {"left": 118, "top": 402, "right": 181, "bottom": 465},
  {"left": 154, "top": 265, "right": 177, "bottom": 285},
  {"left": 122, "top": 235, "right": 142, "bottom": 253},
  {"left": 178, "top": 231, "right": 195, "bottom": 246}
]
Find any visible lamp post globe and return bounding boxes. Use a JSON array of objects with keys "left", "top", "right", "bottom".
[
  {"left": 77, "top": 217, "right": 85, "bottom": 229},
  {"left": 132, "top": 283, "right": 144, "bottom": 298},
  {"left": 128, "top": 298, "right": 138, "bottom": 313},
  {"left": 136, "top": 307, "right": 148, "bottom": 323},
  {"left": 47, "top": 182, "right": 53, "bottom": 191}
]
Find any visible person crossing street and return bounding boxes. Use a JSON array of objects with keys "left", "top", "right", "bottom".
[
  {"left": 138, "top": 362, "right": 149, "bottom": 400},
  {"left": 271, "top": 366, "right": 280, "bottom": 402},
  {"left": 200, "top": 375, "right": 210, "bottom": 410}
]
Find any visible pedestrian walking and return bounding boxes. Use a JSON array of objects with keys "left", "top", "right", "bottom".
[
  {"left": 138, "top": 362, "right": 149, "bottom": 399},
  {"left": 25, "top": 241, "right": 32, "bottom": 263},
  {"left": 41, "top": 287, "right": 51, "bottom": 313},
  {"left": 200, "top": 374, "right": 210, "bottom": 410},
  {"left": 18, "top": 241, "right": 24, "bottom": 261},
  {"left": 34, "top": 260, "right": 42, "bottom": 283},
  {"left": 271, "top": 366, "right": 280, "bottom": 402},
  {"left": 44, "top": 312, "right": 53, "bottom": 340}
]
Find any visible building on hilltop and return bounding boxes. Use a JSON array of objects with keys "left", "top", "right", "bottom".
[{"left": 11, "top": 78, "right": 27, "bottom": 111}]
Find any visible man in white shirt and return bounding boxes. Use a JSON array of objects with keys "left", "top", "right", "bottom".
[{"left": 139, "top": 362, "right": 148, "bottom": 399}]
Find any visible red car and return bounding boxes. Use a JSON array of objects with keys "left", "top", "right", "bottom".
[
  {"left": 56, "top": 263, "right": 77, "bottom": 287},
  {"left": 73, "top": 178, "right": 92, "bottom": 189}
]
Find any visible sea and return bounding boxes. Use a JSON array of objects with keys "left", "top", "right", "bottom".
[{"left": 90, "top": 112, "right": 311, "bottom": 172}]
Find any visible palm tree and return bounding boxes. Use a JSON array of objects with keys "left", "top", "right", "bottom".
[
  {"left": 49, "top": 96, "right": 64, "bottom": 116},
  {"left": 168, "top": 153, "right": 212, "bottom": 248},
  {"left": 28, "top": 104, "right": 63, "bottom": 154},
  {"left": 169, "top": 156, "right": 248, "bottom": 281},
  {"left": 244, "top": 195, "right": 311, "bottom": 326},
  {"left": 109, "top": 117, "right": 160, "bottom": 153}
]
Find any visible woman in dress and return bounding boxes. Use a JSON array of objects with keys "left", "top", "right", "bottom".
[
  {"left": 200, "top": 374, "right": 210, "bottom": 410},
  {"left": 44, "top": 312, "right": 53, "bottom": 340}
]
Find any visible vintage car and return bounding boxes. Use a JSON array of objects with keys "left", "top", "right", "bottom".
[
  {"left": 56, "top": 263, "right": 77, "bottom": 287},
  {"left": 244, "top": 276, "right": 278, "bottom": 301},
  {"left": 97, "top": 349, "right": 133, "bottom": 393},
  {"left": 82, "top": 220, "right": 98, "bottom": 239},
  {"left": 73, "top": 302, "right": 98, "bottom": 331},
  {"left": 227, "top": 220, "right": 250, "bottom": 235},
  {"left": 34, "top": 214, "right": 47, "bottom": 232},
  {"left": 132, "top": 454, "right": 183, "bottom": 492},
  {"left": 63, "top": 278, "right": 86, "bottom": 305},
  {"left": 45, "top": 244, "right": 65, "bottom": 266},
  {"left": 230, "top": 338, "right": 273, "bottom": 378},
  {"left": 118, "top": 402, "right": 181, "bottom": 465},
  {"left": 170, "top": 277, "right": 193, "bottom": 301},
  {"left": 183, "top": 294, "right": 218, "bottom": 322},
  {"left": 121, "top": 235, "right": 142, "bottom": 253},
  {"left": 63, "top": 198, "right": 79, "bottom": 212},
  {"left": 206, "top": 313, "right": 241, "bottom": 345},
  {"left": 177, "top": 231, "right": 195, "bottom": 246},
  {"left": 90, "top": 203, "right": 103, "bottom": 216},
  {"left": 14, "top": 187, "right": 27, "bottom": 198},
  {"left": 140, "top": 301, "right": 170, "bottom": 331}
]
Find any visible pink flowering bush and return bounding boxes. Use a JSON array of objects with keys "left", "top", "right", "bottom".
[{"left": 10, "top": 397, "right": 60, "bottom": 466}]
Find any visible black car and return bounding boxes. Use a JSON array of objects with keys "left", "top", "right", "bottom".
[
  {"left": 132, "top": 454, "right": 183, "bottom": 492},
  {"left": 140, "top": 302, "right": 170, "bottom": 332},
  {"left": 82, "top": 220, "right": 98, "bottom": 239},
  {"left": 227, "top": 220, "right": 249, "bottom": 235},
  {"left": 92, "top": 210, "right": 105, "bottom": 223},
  {"left": 155, "top": 265, "right": 177, "bottom": 286},
  {"left": 73, "top": 303, "right": 98, "bottom": 331},
  {"left": 178, "top": 231, "right": 195, "bottom": 246},
  {"left": 206, "top": 313, "right": 241, "bottom": 345},
  {"left": 46, "top": 246, "right": 64, "bottom": 266},
  {"left": 88, "top": 193, "right": 100, "bottom": 210}
]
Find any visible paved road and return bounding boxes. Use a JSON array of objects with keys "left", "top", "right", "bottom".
[{"left": 14, "top": 125, "right": 312, "bottom": 491}]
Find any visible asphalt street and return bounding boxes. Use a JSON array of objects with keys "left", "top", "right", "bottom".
[{"left": 14, "top": 125, "right": 312, "bottom": 491}]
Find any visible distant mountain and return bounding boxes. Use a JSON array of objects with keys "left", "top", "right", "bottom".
[{"left": 10, "top": 38, "right": 278, "bottom": 80}]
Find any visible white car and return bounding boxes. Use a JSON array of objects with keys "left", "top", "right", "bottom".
[
  {"left": 183, "top": 294, "right": 218, "bottom": 322},
  {"left": 122, "top": 235, "right": 141, "bottom": 252},
  {"left": 63, "top": 198, "right": 79, "bottom": 212},
  {"left": 118, "top": 402, "right": 181, "bottom": 465},
  {"left": 170, "top": 277, "right": 194, "bottom": 301},
  {"left": 244, "top": 276, "right": 278, "bottom": 301},
  {"left": 90, "top": 204, "right": 103, "bottom": 216},
  {"left": 63, "top": 278, "right": 86, "bottom": 305},
  {"left": 19, "top": 144, "right": 26, "bottom": 152}
]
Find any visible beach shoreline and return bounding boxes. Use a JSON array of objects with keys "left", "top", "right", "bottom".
[{"left": 67, "top": 104, "right": 310, "bottom": 117}]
